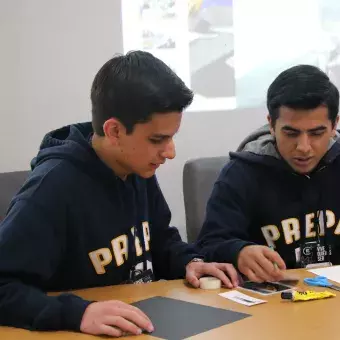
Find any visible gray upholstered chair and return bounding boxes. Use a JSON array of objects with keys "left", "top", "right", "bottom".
[
  {"left": 183, "top": 156, "right": 229, "bottom": 243},
  {"left": 182, "top": 125, "right": 270, "bottom": 242},
  {"left": 0, "top": 171, "right": 29, "bottom": 220}
]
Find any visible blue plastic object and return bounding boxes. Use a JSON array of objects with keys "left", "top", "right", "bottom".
[{"left": 304, "top": 276, "right": 340, "bottom": 291}]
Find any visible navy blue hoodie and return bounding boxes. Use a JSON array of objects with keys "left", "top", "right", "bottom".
[
  {"left": 197, "top": 125, "right": 340, "bottom": 269},
  {"left": 0, "top": 122, "right": 199, "bottom": 331}
]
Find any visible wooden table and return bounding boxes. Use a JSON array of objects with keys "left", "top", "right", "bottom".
[{"left": 1, "top": 269, "right": 339, "bottom": 339}]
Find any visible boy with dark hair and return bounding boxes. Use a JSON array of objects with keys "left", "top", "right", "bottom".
[
  {"left": 0, "top": 51, "right": 238, "bottom": 337},
  {"left": 197, "top": 64, "right": 340, "bottom": 283}
]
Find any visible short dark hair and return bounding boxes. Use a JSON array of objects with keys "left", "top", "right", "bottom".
[
  {"left": 267, "top": 64, "right": 339, "bottom": 126},
  {"left": 91, "top": 50, "right": 193, "bottom": 135}
]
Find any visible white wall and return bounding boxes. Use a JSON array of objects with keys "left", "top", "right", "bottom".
[
  {"left": 0, "top": 0, "right": 267, "bottom": 240},
  {"left": 0, "top": 0, "right": 123, "bottom": 171}
]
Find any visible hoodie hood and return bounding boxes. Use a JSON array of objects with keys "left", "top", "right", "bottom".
[
  {"left": 231, "top": 124, "right": 340, "bottom": 171},
  {"left": 30, "top": 122, "right": 118, "bottom": 183},
  {"left": 32, "top": 122, "right": 95, "bottom": 169}
]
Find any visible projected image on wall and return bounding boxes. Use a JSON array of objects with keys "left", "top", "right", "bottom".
[
  {"left": 188, "top": 0, "right": 234, "bottom": 100},
  {"left": 140, "top": 0, "right": 176, "bottom": 50},
  {"left": 235, "top": 0, "right": 340, "bottom": 109},
  {"left": 122, "top": 0, "right": 340, "bottom": 111},
  {"left": 320, "top": 0, "right": 340, "bottom": 90},
  {"left": 123, "top": 0, "right": 180, "bottom": 81},
  {"left": 122, "top": 0, "right": 235, "bottom": 111}
]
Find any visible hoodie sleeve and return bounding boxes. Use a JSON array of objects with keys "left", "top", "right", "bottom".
[
  {"left": 0, "top": 198, "right": 91, "bottom": 331},
  {"left": 195, "top": 159, "right": 257, "bottom": 267},
  {"left": 148, "top": 178, "right": 200, "bottom": 280}
]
